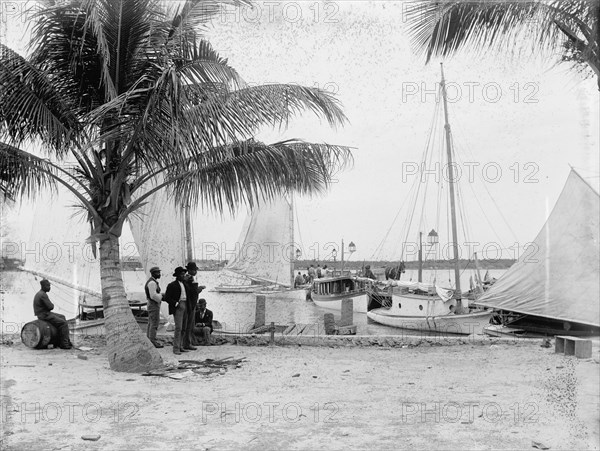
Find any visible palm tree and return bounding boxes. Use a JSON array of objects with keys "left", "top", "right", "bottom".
[
  {"left": 0, "top": 0, "right": 352, "bottom": 372},
  {"left": 406, "top": 1, "right": 599, "bottom": 89}
]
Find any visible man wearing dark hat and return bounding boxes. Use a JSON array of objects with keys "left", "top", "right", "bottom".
[
  {"left": 181, "top": 261, "right": 206, "bottom": 349},
  {"left": 33, "top": 280, "right": 72, "bottom": 349},
  {"left": 163, "top": 267, "right": 189, "bottom": 355},
  {"left": 145, "top": 266, "right": 163, "bottom": 348},
  {"left": 193, "top": 298, "right": 213, "bottom": 345}
]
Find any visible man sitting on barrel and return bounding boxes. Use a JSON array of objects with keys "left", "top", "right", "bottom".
[{"left": 33, "top": 280, "right": 72, "bottom": 349}]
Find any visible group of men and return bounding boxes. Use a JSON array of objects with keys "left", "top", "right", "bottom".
[
  {"left": 145, "top": 262, "right": 213, "bottom": 355},
  {"left": 31, "top": 261, "right": 214, "bottom": 355}
]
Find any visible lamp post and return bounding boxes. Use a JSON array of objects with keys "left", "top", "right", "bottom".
[
  {"left": 427, "top": 229, "right": 439, "bottom": 277},
  {"left": 341, "top": 239, "right": 356, "bottom": 275},
  {"left": 332, "top": 249, "right": 337, "bottom": 275}
]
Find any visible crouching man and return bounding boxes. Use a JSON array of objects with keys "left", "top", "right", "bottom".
[
  {"left": 33, "top": 280, "right": 72, "bottom": 349},
  {"left": 193, "top": 299, "right": 213, "bottom": 346}
]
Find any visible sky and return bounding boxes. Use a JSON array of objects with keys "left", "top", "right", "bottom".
[{"left": 2, "top": 1, "right": 599, "bottom": 264}]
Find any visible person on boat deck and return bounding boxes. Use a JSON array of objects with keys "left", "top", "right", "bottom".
[
  {"left": 322, "top": 265, "right": 329, "bottom": 277},
  {"left": 316, "top": 265, "right": 322, "bottom": 278},
  {"left": 294, "top": 271, "right": 305, "bottom": 288},
  {"left": 193, "top": 298, "right": 213, "bottom": 345},
  {"left": 163, "top": 267, "right": 190, "bottom": 355},
  {"left": 182, "top": 262, "right": 206, "bottom": 349},
  {"left": 308, "top": 265, "right": 316, "bottom": 282},
  {"left": 33, "top": 280, "right": 72, "bottom": 349},
  {"left": 364, "top": 265, "right": 376, "bottom": 280},
  {"left": 145, "top": 266, "right": 163, "bottom": 348}
]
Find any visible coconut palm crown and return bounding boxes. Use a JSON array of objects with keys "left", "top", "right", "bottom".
[
  {"left": 406, "top": 1, "right": 599, "bottom": 89},
  {"left": 0, "top": 0, "right": 352, "bottom": 372}
]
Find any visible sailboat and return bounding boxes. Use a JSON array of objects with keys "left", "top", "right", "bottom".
[
  {"left": 214, "top": 196, "right": 310, "bottom": 300},
  {"left": 20, "top": 179, "right": 183, "bottom": 334},
  {"left": 477, "top": 169, "right": 600, "bottom": 336},
  {"left": 367, "top": 65, "right": 494, "bottom": 335}
]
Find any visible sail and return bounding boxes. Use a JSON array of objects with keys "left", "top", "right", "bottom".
[
  {"left": 476, "top": 170, "right": 600, "bottom": 327},
  {"left": 128, "top": 177, "right": 187, "bottom": 276},
  {"left": 224, "top": 197, "right": 294, "bottom": 287},
  {"left": 23, "top": 189, "right": 103, "bottom": 317}
]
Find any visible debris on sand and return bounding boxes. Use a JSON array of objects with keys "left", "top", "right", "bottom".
[{"left": 142, "top": 357, "right": 246, "bottom": 379}]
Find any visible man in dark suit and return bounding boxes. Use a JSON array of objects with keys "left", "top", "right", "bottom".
[
  {"left": 181, "top": 262, "right": 206, "bottom": 350},
  {"left": 162, "top": 267, "right": 189, "bottom": 355},
  {"left": 193, "top": 298, "right": 213, "bottom": 345},
  {"left": 33, "top": 279, "right": 72, "bottom": 349}
]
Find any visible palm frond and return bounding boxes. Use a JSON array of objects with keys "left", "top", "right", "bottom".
[
  {"left": 167, "top": 138, "right": 353, "bottom": 214},
  {"left": 184, "top": 84, "right": 348, "bottom": 148},
  {"left": 0, "top": 44, "right": 80, "bottom": 153},
  {"left": 406, "top": 0, "right": 598, "bottom": 76},
  {"left": 0, "top": 143, "right": 60, "bottom": 200}
]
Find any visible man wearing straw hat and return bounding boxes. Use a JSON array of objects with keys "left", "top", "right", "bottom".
[{"left": 144, "top": 266, "right": 163, "bottom": 348}]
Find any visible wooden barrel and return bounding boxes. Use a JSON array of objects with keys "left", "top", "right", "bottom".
[{"left": 21, "top": 320, "right": 60, "bottom": 349}]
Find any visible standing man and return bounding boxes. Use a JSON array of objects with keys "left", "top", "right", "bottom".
[
  {"left": 163, "top": 267, "right": 189, "bottom": 355},
  {"left": 193, "top": 298, "right": 213, "bottom": 346},
  {"left": 33, "top": 280, "right": 72, "bottom": 349},
  {"left": 145, "top": 266, "right": 163, "bottom": 348},
  {"left": 181, "top": 262, "right": 205, "bottom": 350},
  {"left": 364, "top": 265, "right": 377, "bottom": 280},
  {"left": 307, "top": 265, "right": 316, "bottom": 283}
]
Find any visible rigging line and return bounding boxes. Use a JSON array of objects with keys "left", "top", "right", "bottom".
[
  {"left": 453, "top": 141, "right": 513, "bottom": 250},
  {"left": 452, "top": 122, "right": 519, "bottom": 243},
  {"left": 399, "top": 97, "right": 441, "bottom": 261},
  {"left": 292, "top": 200, "right": 306, "bottom": 259}
]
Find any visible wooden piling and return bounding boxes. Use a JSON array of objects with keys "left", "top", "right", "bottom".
[
  {"left": 269, "top": 322, "right": 275, "bottom": 344},
  {"left": 254, "top": 295, "right": 266, "bottom": 329},
  {"left": 340, "top": 299, "right": 353, "bottom": 327},
  {"left": 324, "top": 313, "right": 336, "bottom": 335}
]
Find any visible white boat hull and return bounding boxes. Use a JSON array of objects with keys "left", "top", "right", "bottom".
[
  {"left": 367, "top": 308, "right": 493, "bottom": 335},
  {"left": 312, "top": 293, "right": 369, "bottom": 313}
]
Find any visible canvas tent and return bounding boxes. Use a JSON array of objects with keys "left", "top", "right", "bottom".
[{"left": 475, "top": 169, "right": 600, "bottom": 327}]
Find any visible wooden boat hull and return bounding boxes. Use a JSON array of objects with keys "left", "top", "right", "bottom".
[
  {"left": 68, "top": 316, "right": 167, "bottom": 337},
  {"left": 258, "top": 287, "right": 310, "bottom": 301},
  {"left": 366, "top": 308, "right": 493, "bottom": 335},
  {"left": 312, "top": 292, "right": 369, "bottom": 313},
  {"left": 213, "top": 284, "right": 278, "bottom": 293}
]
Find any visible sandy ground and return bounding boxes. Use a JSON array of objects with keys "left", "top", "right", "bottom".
[{"left": 1, "top": 336, "right": 599, "bottom": 451}]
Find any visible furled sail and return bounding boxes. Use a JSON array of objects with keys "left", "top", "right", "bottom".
[
  {"left": 476, "top": 170, "right": 600, "bottom": 327},
  {"left": 128, "top": 177, "right": 187, "bottom": 276},
  {"left": 223, "top": 197, "right": 294, "bottom": 287}
]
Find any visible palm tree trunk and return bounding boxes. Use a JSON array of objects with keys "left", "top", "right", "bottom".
[{"left": 99, "top": 234, "right": 164, "bottom": 372}]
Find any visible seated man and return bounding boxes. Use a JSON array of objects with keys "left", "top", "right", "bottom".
[
  {"left": 193, "top": 298, "right": 213, "bottom": 346},
  {"left": 294, "top": 271, "right": 305, "bottom": 288},
  {"left": 33, "top": 279, "right": 72, "bottom": 349}
]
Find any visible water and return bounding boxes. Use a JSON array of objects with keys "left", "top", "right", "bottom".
[{"left": 1, "top": 269, "right": 507, "bottom": 336}]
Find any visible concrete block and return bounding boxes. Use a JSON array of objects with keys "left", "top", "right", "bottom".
[{"left": 254, "top": 295, "right": 266, "bottom": 328}]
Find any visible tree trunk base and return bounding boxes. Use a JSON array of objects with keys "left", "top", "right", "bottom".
[{"left": 105, "top": 306, "right": 164, "bottom": 373}]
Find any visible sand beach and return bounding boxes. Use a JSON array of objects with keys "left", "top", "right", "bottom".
[{"left": 1, "top": 334, "right": 599, "bottom": 450}]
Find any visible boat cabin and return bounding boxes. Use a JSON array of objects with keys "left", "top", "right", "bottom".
[{"left": 311, "top": 276, "right": 370, "bottom": 297}]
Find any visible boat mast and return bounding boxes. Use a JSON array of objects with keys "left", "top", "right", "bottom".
[
  {"left": 290, "top": 195, "right": 295, "bottom": 287},
  {"left": 418, "top": 231, "right": 423, "bottom": 283},
  {"left": 184, "top": 205, "right": 194, "bottom": 262},
  {"left": 440, "top": 63, "right": 463, "bottom": 312}
]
